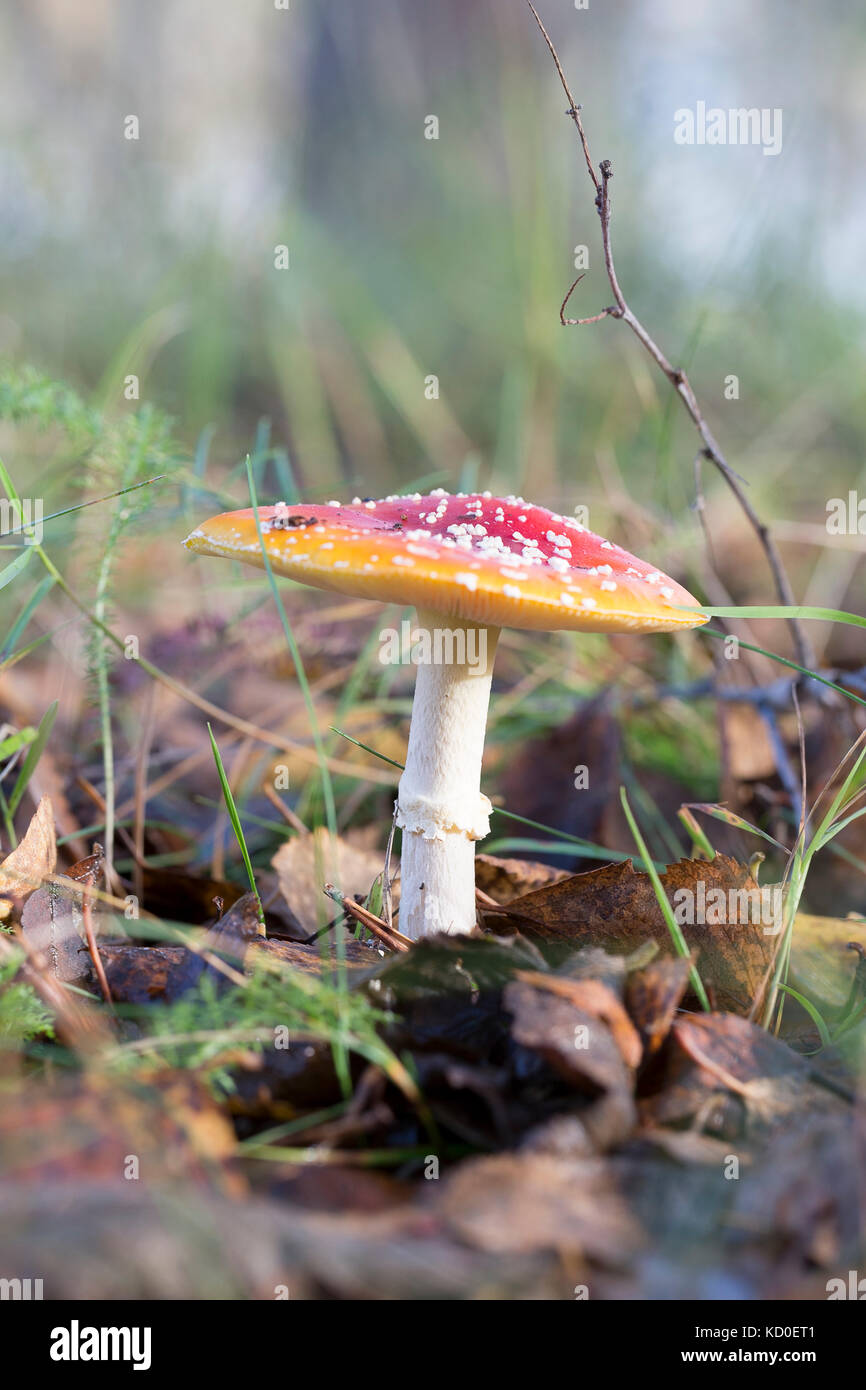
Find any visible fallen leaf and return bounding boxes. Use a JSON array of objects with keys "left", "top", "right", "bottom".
[
  {"left": 504, "top": 978, "right": 637, "bottom": 1149},
  {"left": 486, "top": 855, "right": 774, "bottom": 1014},
  {"left": 0, "top": 795, "right": 56, "bottom": 919},
  {"left": 271, "top": 828, "right": 392, "bottom": 938},
  {"left": 86, "top": 944, "right": 205, "bottom": 1004},
  {"left": 789, "top": 913, "right": 866, "bottom": 1014},
  {"left": 475, "top": 853, "right": 568, "bottom": 903},
  {"left": 0, "top": 1181, "right": 561, "bottom": 1299},
  {"left": 513, "top": 969, "right": 642, "bottom": 1069},
  {"left": 0, "top": 1072, "right": 243, "bottom": 1194},
  {"left": 637, "top": 1127, "right": 746, "bottom": 1166},
  {"left": 140, "top": 866, "right": 244, "bottom": 924},
  {"left": 20, "top": 848, "right": 109, "bottom": 982},
  {"left": 249, "top": 937, "right": 379, "bottom": 977},
  {"left": 436, "top": 1152, "right": 642, "bottom": 1263},
  {"left": 626, "top": 955, "right": 693, "bottom": 1057},
  {"left": 639, "top": 1011, "right": 832, "bottom": 1140},
  {"left": 673, "top": 1012, "right": 807, "bottom": 1091},
  {"left": 722, "top": 703, "right": 778, "bottom": 781}
]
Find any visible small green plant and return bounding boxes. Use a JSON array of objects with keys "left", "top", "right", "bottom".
[{"left": 0, "top": 949, "right": 55, "bottom": 1046}]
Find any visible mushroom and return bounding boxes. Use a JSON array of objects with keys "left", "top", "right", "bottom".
[{"left": 184, "top": 490, "right": 706, "bottom": 940}]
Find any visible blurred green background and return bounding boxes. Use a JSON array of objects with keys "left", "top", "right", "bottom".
[
  {"left": 0, "top": 0, "right": 864, "bottom": 891},
  {"left": 1, "top": 1, "right": 864, "bottom": 551}
]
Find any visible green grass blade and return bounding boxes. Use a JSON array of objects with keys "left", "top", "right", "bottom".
[
  {"left": 685, "top": 802, "right": 786, "bottom": 852},
  {"left": 677, "top": 806, "right": 716, "bottom": 860},
  {"left": 7, "top": 700, "right": 57, "bottom": 817},
  {"left": 700, "top": 627, "right": 866, "bottom": 710},
  {"left": 0, "top": 727, "right": 36, "bottom": 761},
  {"left": 777, "top": 984, "right": 831, "bottom": 1048},
  {"left": 2, "top": 575, "right": 56, "bottom": 658},
  {"left": 620, "top": 786, "right": 710, "bottom": 1011},
  {"left": 695, "top": 604, "right": 866, "bottom": 629},
  {"left": 206, "top": 722, "right": 265, "bottom": 932},
  {"left": 0, "top": 548, "right": 33, "bottom": 590}
]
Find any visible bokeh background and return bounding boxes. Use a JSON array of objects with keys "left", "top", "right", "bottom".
[
  {"left": 0, "top": 0, "right": 864, "bottom": 898},
  {"left": 3, "top": 0, "right": 866, "bottom": 513}
]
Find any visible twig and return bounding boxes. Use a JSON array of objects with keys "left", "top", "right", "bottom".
[
  {"left": 560, "top": 274, "right": 617, "bottom": 327},
  {"left": 381, "top": 802, "right": 398, "bottom": 930},
  {"left": 81, "top": 895, "right": 113, "bottom": 1008},
  {"left": 527, "top": 2, "right": 815, "bottom": 671},
  {"left": 76, "top": 775, "right": 140, "bottom": 868},
  {"left": 261, "top": 779, "right": 309, "bottom": 835},
  {"left": 323, "top": 882, "right": 411, "bottom": 952}
]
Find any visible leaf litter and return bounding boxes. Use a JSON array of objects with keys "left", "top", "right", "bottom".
[{"left": 0, "top": 781, "right": 865, "bottom": 1300}]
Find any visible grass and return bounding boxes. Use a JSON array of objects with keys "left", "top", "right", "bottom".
[
  {"left": 0, "top": 348, "right": 863, "bottom": 1085},
  {"left": 206, "top": 723, "right": 265, "bottom": 931},
  {"left": 620, "top": 786, "right": 711, "bottom": 1011}
]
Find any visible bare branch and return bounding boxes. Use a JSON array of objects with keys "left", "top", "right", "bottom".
[
  {"left": 527, "top": 3, "right": 816, "bottom": 672},
  {"left": 526, "top": 1, "right": 600, "bottom": 192},
  {"left": 560, "top": 274, "right": 618, "bottom": 326}
]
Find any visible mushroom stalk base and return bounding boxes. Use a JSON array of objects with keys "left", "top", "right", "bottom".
[{"left": 396, "top": 609, "right": 500, "bottom": 939}]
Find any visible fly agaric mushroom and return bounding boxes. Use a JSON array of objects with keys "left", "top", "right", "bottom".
[{"left": 184, "top": 491, "right": 706, "bottom": 940}]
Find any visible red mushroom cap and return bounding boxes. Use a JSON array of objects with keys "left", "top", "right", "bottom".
[{"left": 184, "top": 490, "right": 706, "bottom": 633}]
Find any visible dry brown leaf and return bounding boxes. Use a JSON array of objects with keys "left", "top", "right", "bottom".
[
  {"left": 638, "top": 1127, "right": 749, "bottom": 1166},
  {"left": 626, "top": 955, "right": 693, "bottom": 1057},
  {"left": 789, "top": 912, "right": 866, "bottom": 1014},
  {"left": 504, "top": 978, "right": 637, "bottom": 1149},
  {"left": 513, "top": 969, "right": 642, "bottom": 1069},
  {"left": 0, "top": 1072, "right": 243, "bottom": 1194},
  {"left": 271, "top": 827, "right": 392, "bottom": 937},
  {"left": 0, "top": 794, "right": 56, "bottom": 919},
  {"left": 436, "top": 1152, "right": 642, "bottom": 1263},
  {"left": 487, "top": 855, "right": 774, "bottom": 1015},
  {"left": 248, "top": 937, "right": 379, "bottom": 976},
  {"left": 639, "top": 1011, "right": 817, "bottom": 1137},
  {"left": 475, "top": 853, "right": 568, "bottom": 903},
  {"left": 86, "top": 945, "right": 205, "bottom": 1004},
  {"left": 673, "top": 1012, "right": 807, "bottom": 1092},
  {"left": 723, "top": 704, "right": 778, "bottom": 782},
  {"left": 20, "top": 848, "right": 108, "bottom": 982}
]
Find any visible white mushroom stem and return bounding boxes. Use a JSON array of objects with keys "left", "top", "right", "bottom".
[{"left": 396, "top": 608, "right": 500, "bottom": 939}]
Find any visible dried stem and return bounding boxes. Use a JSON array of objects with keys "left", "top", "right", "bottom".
[{"left": 527, "top": 2, "right": 815, "bottom": 671}]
